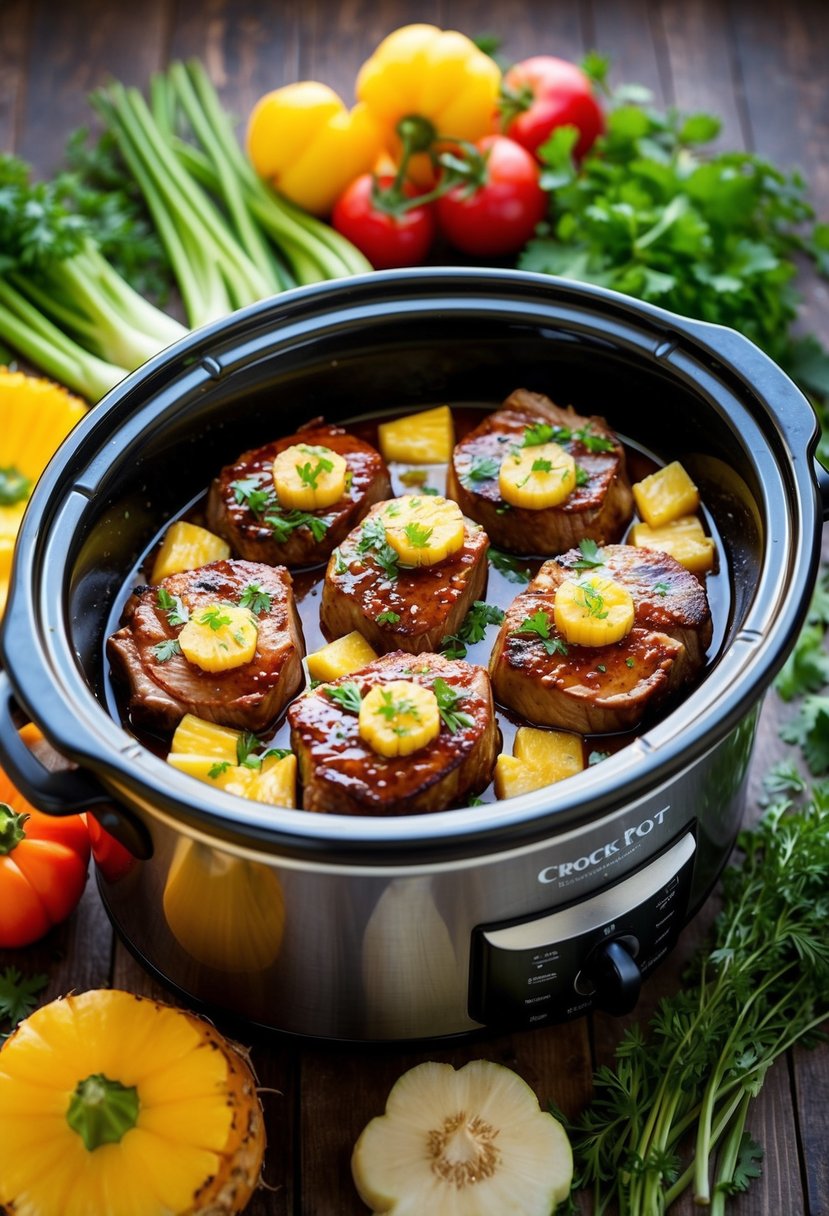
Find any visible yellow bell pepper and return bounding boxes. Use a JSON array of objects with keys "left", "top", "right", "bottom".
[
  {"left": 246, "top": 80, "right": 384, "bottom": 215},
  {"left": 356, "top": 24, "right": 502, "bottom": 181}
]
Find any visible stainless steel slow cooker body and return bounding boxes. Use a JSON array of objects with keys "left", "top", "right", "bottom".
[{"left": 1, "top": 268, "right": 826, "bottom": 1041}]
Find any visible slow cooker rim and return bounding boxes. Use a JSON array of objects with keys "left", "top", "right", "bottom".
[{"left": 1, "top": 268, "right": 823, "bottom": 865}]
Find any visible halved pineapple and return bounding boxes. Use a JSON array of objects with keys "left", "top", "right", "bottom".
[
  {"left": 378, "top": 405, "right": 455, "bottom": 464},
  {"left": 351, "top": 1059, "right": 572, "bottom": 1216},
  {"left": 0, "top": 989, "right": 265, "bottom": 1216}
]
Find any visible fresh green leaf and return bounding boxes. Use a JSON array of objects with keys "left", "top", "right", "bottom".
[
  {"left": 432, "top": 677, "right": 475, "bottom": 734},
  {"left": 152, "top": 638, "right": 181, "bottom": 663},
  {"left": 376, "top": 610, "right": 401, "bottom": 625},
  {"left": 403, "top": 521, "right": 433, "bottom": 548},
  {"left": 231, "top": 477, "right": 274, "bottom": 517},
  {"left": 679, "top": 113, "right": 722, "bottom": 144},
  {"left": 199, "top": 606, "right": 232, "bottom": 632},
  {"left": 462, "top": 455, "right": 501, "bottom": 485},
  {"left": 235, "top": 731, "right": 263, "bottom": 770},
  {"left": 357, "top": 516, "right": 399, "bottom": 580},
  {"left": 156, "top": 587, "right": 189, "bottom": 627},
  {"left": 239, "top": 581, "right": 272, "bottom": 615},
  {"left": 208, "top": 760, "right": 231, "bottom": 779},
  {"left": 489, "top": 548, "right": 532, "bottom": 584},
  {"left": 261, "top": 747, "right": 292, "bottom": 761},
  {"left": 0, "top": 967, "right": 48, "bottom": 1032},
  {"left": 510, "top": 610, "right": 569, "bottom": 656},
  {"left": 440, "top": 601, "right": 505, "bottom": 659},
  {"left": 325, "top": 681, "right": 363, "bottom": 714},
  {"left": 0, "top": 465, "right": 31, "bottom": 506},
  {"left": 265, "top": 506, "right": 329, "bottom": 545},
  {"left": 572, "top": 538, "right": 604, "bottom": 570}
]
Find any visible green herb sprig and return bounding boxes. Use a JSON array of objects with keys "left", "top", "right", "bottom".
[
  {"left": 432, "top": 678, "right": 475, "bottom": 733},
  {"left": 440, "top": 601, "right": 505, "bottom": 659},
  {"left": 510, "top": 609, "right": 569, "bottom": 656},
  {"left": 325, "top": 682, "right": 363, "bottom": 714}
]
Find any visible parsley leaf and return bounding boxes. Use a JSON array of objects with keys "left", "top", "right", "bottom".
[
  {"left": 152, "top": 638, "right": 181, "bottom": 663},
  {"left": 440, "top": 601, "right": 505, "bottom": 659},
  {"left": 208, "top": 760, "right": 231, "bottom": 779},
  {"left": 296, "top": 454, "right": 334, "bottom": 489},
  {"left": 523, "top": 422, "right": 571, "bottom": 447},
  {"left": 489, "top": 548, "right": 532, "bottom": 584},
  {"left": 462, "top": 455, "right": 500, "bottom": 485},
  {"left": 510, "top": 609, "right": 569, "bottom": 656},
  {"left": 156, "top": 586, "right": 189, "bottom": 627},
  {"left": 0, "top": 967, "right": 48, "bottom": 1033},
  {"left": 376, "top": 610, "right": 401, "bottom": 625},
  {"left": 231, "top": 476, "right": 274, "bottom": 517},
  {"left": 357, "top": 516, "right": 399, "bottom": 580},
  {"left": 574, "top": 425, "right": 615, "bottom": 453},
  {"left": 0, "top": 465, "right": 31, "bottom": 506},
  {"left": 236, "top": 731, "right": 263, "bottom": 770},
  {"left": 261, "top": 747, "right": 292, "bottom": 761},
  {"left": 265, "top": 506, "right": 329, "bottom": 544},
  {"left": 572, "top": 538, "right": 605, "bottom": 570},
  {"left": 403, "top": 521, "right": 433, "bottom": 548},
  {"left": 432, "top": 678, "right": 475, "bottom": 733},
  {"left": 325, "top": 682, "right": 363, "bottom": 714},
  {"left": 239, "top": 581, "right": 272, "bottom": 615},
  {"left": 199, "top": 606, "right": 232, "bottom": 631}
]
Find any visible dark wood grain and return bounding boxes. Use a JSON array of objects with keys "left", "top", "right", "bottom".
[{"left": 1, "top": 2, "right": 827, "bottom": 1214}]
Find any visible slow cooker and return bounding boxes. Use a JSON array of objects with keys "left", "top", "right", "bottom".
[{"left": 1, "top": 269, "right": 826, "bottom": 1041}]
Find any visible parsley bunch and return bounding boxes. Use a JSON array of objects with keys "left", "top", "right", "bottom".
[
  {"left": 561, "top": 776, "right": 829, "bottom": 1214},
  {"left": 521, "top": 60, "right": 829, "bottom": 463}
]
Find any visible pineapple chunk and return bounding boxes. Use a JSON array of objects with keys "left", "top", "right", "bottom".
[
  {"left": 272, "top": 442, "right": 348, "bottom": 510},
  {"left": 178, "top": 603, "right": 258, "bottom": 673},
  {"left": 513, "top": 727, "right": 584, "bottom": 782},
  {"left": 0, "top": 536, "right": 14, "bottom": 583},
  {"left": 499, "top": 441, "right": 577, "bottom": 509},
  {"left": 633, "top": 461, "right": 699, "bottom": 527},
  {"left": 631, "top": 515, "right": 716, "bottom": 573},
  {"left": 358, "top": 680, "right": 440, "bottom": 757},
  {"left": 170, "top": 714, "right": 240, "bottom": 762},
  {"left": 150, "top": 520, "right": 230, "bottom": 583},
  {"left": 494, "top": 754, "right": 547, "bottom": 798},
  {"left": 554, "top": 576, "right": 635, "bottom": 647},
  {"left": 378, "top": 405, "right": 454, "bottom": 463},
  {"left": 380, "top": 494, "right": 465, "bottom": 567},
  {"left": 307, "top": 631, "right": 378, "bottom": 681},
  {"left": 256, "top": 752, "right": 297, "bottom": 808}
]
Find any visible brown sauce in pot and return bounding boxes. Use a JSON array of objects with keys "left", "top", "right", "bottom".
[{"left": 101, "top": 404, "right": 731, "bottom": 809}]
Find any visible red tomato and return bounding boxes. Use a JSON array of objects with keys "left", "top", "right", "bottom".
[
  {"left": 0, "top": 745, "right": 90, "bottom": 948},
  {"left": 332, "top": 174, "right": 436, "bottom": 270},
  {"left": 87, "top": 814, "right": 136, "bottom": 883},
  {"left": 435, "top": 135, "right": 547, "bottom": 257},
  {"left": 499, "top": 55, "right": 604, "bottom": 161}
]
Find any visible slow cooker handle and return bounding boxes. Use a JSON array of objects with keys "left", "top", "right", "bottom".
[
  {"left": 816, "top": 460, "right": 829, "bottom": 522},
  {"left": 0, "top": 673, "right": 152, "bottom": 859}
]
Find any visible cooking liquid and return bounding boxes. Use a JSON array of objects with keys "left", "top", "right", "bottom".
[{"left": 102, "top": 405, "right": 731, "bottom": 810}]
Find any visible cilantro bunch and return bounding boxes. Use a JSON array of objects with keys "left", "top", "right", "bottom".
[{"left": 522, "top": 61, "right": 829, "bottom": 464}]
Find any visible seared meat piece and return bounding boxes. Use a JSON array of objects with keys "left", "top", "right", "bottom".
[
  {"left": 320, "top": 501, "right": 489, "bottom": 655},
  {"left": 446, "top": 388, "right": 633, "bottom": 555},
  {"left": 107, "top": 559, "right": 304, "bottom": 734},
  {"left": 206, "top": 422, "right": 391, "bottom": 568},
  {"left": 536, "top": 543, "right": 713, "bottom": 684},
  {"left": 489, "top": 544, "right": 712, "bottom": 734},
  {"left": 288, "top": 651, "right": 499, "bottom": 815}
]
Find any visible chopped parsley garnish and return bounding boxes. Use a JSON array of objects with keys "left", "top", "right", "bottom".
[
  {"left": 489, "top": 548, "right": 532, "bottom": 584},
  {"left": 572, "top": 538, "right": 605, "bottom": 570},
  {"left": 376, "top": 610, "right": 401, "bottom": 625},
  {"left": 511, "top": 610, "right": 569, "bottom": 656},
  {"left": 357, "top": 516, "right": 399, "bottom": 580},
  {"left": 231, "top": 476, "right": 273, "bottom": 516},
  {"left": 432, "top": 678, "right": 475, "bottom": 734},
  {"left": 532, "top": 457, "right": 554, "bottom": 474},
  {"left": 468, "top": 794, "right": 486, "bottom": 807},
  {"left": 462, "top": 455, "right": 500, "bottom": 485},
  {"left": 236, "top": 731, "right": 264, "bottom": 769},
  {"left": 597, "top": 663, "right": 607, "bottom": 673},
  {"left": 325, "top": 681, "right": 363, "bottom": 714},
  {"left": 231, "top": 476, "right": 329, "bottom": 543},
  {"left": 375, "top": 690, "right": 420, "bottom": 734},
  {"left": 574, "top": 425, "right": 615, "bottom": 453},
  {"left": 578, "top": 581, "right": 610, "bottom": 619},
  {"left": 199, "top": 606, "right": 233, "bottom": 631},
  {"left": 522, "top": 422, "right": 571, "bottom": 447},
  {"left": 0, "top": 465, "right": 31, "bottom": 506},
  {"left": 422, "top": 486, "right": 440, "bottom": 496},
  {"left": 239, "top": 582, "right": 272, "bottom": 615},
  {"left": 208, "top": 761, "right": 232, "bottom": 779},
  {"left": 156, "top": 587, "right": 189, "bottom": 627},
  {"left": 575, "top": 464, "right": 589, "bottom": 486},
  {"left": 152, "top": 638, "right": 181, "bottom": 663},
  {"left": 403, "top": 521, "right": 433, "bottom": 548},
  {"left": 262, "top": 747, "right": 293, "bottom": 761},
  {"left": 296, "top": 451, "right": 334, "bottom": 489},
  {"left": 265, "top": 506, "right": 329, "bottom": 544},
  {"left": 626, "top": 657, "right": 635, "bottom": 668},
  {"left": 333, "top": 548, "right": 348, "bottom": 575},
  {"left": 440, "top": 601, "right": 505, "bottom": 659},
  {"left": 653, "top": 581, "right": 669, "bottom": 597}
]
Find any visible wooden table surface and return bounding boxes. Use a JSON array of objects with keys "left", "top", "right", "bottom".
[{"left": 2, "top": 1, "right": 828, "bottom": 1213}]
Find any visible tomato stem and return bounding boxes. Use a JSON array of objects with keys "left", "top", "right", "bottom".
[
  {"left": 0, "top": 803, "right": 27, "bottom": 855},
  {"left": 66, "top": 1073, "right": 140, "bottom": 1152}
]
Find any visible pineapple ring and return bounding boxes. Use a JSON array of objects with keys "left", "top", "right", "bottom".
[
  {"left": 0, "top": 989, "right": 265, "bottom": 1216},
  {"left": 498, "top": 441, "right": 577, "bottom": 509},
  {"left": 554, "top": 576, "right": 635, "bottom": 647},
  {"left": 272, "top": 442, "right": 347, "bottom": 510},
  {"left": 381, "top": 494, "right": 465, "bottom": 567},
  {"left": 178, "top": 603, "right": 258, "bottom": 673},
  {"left": 358, "top": 680, "right": 440, "bottom": 757}
]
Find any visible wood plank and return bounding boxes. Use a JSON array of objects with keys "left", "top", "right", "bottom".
[
  {"left": 15, "top": 0, "right": 169, "bottom": 176},
  {"left": 0, "top": 0, "right": 33, "bottom": 153},
  {"left": 590, "top": 0, "right": 667, "bottom": 105},
  {"left": 445, "top": 0, "right": 587, "bottom": 64}
]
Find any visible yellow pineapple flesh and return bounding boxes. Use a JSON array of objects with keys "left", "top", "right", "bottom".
[
  {"left": 307, "top": 630, "right": 378, "bottom": 681},
  {"left": 150, "top": 521, "right": 231, "bottom": 583},
  {"left": 378, "top": 405, "right": 455, "bottom": 463},
  {"left": 631, "top": 515, "right": 715, "bottom": 573},
  {"left": 633, "top": 460, "right": 700, "bottom": 527}
]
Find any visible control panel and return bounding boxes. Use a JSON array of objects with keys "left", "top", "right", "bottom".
[{"left": 469, "top": 832, "right": 696, "bottom": 1029}]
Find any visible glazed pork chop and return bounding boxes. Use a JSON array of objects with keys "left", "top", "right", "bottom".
[
  {"left": 489, "top": 544, "right": 712, "bottom": 735},
  {"left": 288, "top": 651, "right": 499, "bottom": 815},
  {"left": 107, "top": 559, "right": 304, "bottom": 734},
  {"left": 446, "top": 388, "right": 633, "bottom": 555},
  {"left": 207, "top": 422, "right": 391, "bottom": 568},
  {"left": 320, "top": 499, "right": 489, "bottom": 655}
]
